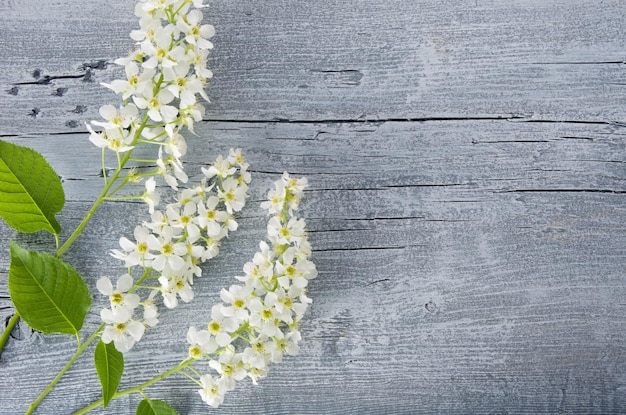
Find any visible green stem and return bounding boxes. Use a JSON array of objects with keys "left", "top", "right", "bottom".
[
  {"left": 25, "top": 324, "right": 104, "bottom": 415},
  {"left": 0, "top": 312, "right": 20, "bottom": 356},
  {"left": 56, "top": 114, "right": 150, "bottom": 258},
  {"left": 29, "top": 70, "right": 164, "bottom": 415},
  {"left": 73, "top": 359, "right": 195, "bottom": 415}
]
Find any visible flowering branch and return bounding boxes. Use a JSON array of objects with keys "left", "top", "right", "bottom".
[
  {"left": 98, "top": 150, "right": 251, "bottom": 353},
  {"left": 186, "top": 173, "right": 317, "bottom": 408},
  {"left": 76, "top": 173, "right": 316, "bottom": 412},
  {"left": 0, "top": 1, "right": 317, "bottom": 414}
]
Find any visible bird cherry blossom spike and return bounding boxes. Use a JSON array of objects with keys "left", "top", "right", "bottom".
[
  {"left": 89, "top": 0, "right": 216, "bottom": 192},
  {"left": 98, "top": 149, "right": 251, "bottom": 353},
  {"left": 185, "top": 173, "right": 317, "bottom": 408}
]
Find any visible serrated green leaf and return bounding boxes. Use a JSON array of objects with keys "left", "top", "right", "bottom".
[
  {"left": 0, "top": 139, "right": 65, "bottom": 235},
  {"left": 95, "top": 339, "right": 124, "bottom": 408},
  {"left": 136, "top": 398, "right": 179, "bottom": 415},
  {"left": 8, "top": 241, "right": 90, "bottom": 334}
]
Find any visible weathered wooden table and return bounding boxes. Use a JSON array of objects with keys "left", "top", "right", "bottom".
[{"left": 1, "top": 1, "right": 625, "bottom": 414}]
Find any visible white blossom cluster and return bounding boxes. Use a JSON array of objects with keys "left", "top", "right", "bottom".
[
  {"left": 185, "top": 173, "right": 317, "bottom": 408},
  {"left": 97, "top": 149, "right": 251, "bottom": 353},
  {"left": 87, "top": 0, "right": 215, "bottom": 192}
]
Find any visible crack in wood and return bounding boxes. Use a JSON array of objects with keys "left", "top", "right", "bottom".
[
  {"left": 472, "top": 140, "right": 550, "bottom": 144},
  {"left": 203, "top": 115, "right": 527, "bottom": 124},
  {"left": 343, "top": 216, "right": 426, "bottom": 221},
  {"left": 14, "top": 73, "right": 87, "bottom": 85},
  {"left": 307, "top": 228, "right": 372, "bottom": 233},
  {"left": 529, "top": 61, "right": 625, "bottom": 65},
  {"left": 384, "top": 183, "right": 471, "bottom": 188},
  {"left": 365, "top": 278, "right": 391, "bottom": 287},
  {"left": 313, "top": 245, "right": 417, "bottom": 252},
  {"left": 497, "top": 189, "right": 626, "bottom": 194},
  {"left": 8, "top": 116, "right": 623, "bottom": 138}
]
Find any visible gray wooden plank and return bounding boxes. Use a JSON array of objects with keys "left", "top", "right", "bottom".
[
  {"left": 4, "top": 119, "right": 626, "bottom": 198},
  {"left": 1, "top": 119, "right": 625, "bottom": 414},
  {"left": 1, "top": 1, "right": 625, "bottom": 135},
  {"left": 1, "top": 0, "right": 625, "bottom": 414}
]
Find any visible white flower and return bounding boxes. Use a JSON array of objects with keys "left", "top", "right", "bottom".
[
  {"left": 283, "top": 172, "right": 308, "bottom": 211},
  {"left": 241, "top": 335, "right": 270, "bottom": 372},
  {"left": 141, "top": 26, "right": 186, "bottom": 69},
  {"left": 101, "top": 319, "right": 145, "bottom": 353},
  {"left": 86, "top": 124, "right": 134, "bottom": 153},
  {"left": 207, "top": 304, "right": 239, "bottom": 347},
  {"left": 177, "top": 9, "right": 215, "bottom": 50},
  {"left": 159, "top": 274, "right": 194, "bottom": 308},
  {"left": 202, "top": 238, "right": 221, "bottom": 261},
  {"left": 157, "top": 152, "right": 188, "bottom": 189},
  {"left": 187, "top": 326, "right": 217, "bottom": 358},
  {"left": 166, "top": 201, "right": 199, "bottom": 238},
  {"left": 198, "top": 374, "right": 227, "bottom": 408},
  {"left": 97, "top": 274, "right": 140, "bottom": 319},
  {"left": 130, "top": 15, "right": 164, "bottom": 43},
  {"left": 267, "top": 330, "right": 301, "bottom": 362},
  {"left": 102, "top": 62, "right": 154, "bottom": 100},
  {"left": 138, "top": 0, "right": 179, "bottom": 14},
  {"left": 163, "top": 133, "right": 188, "bottom": 159},
  {"left": 194, "top": 196, "right": 227, "bottom": 237},
  {"left": 263, "top": 291, "right": 293, "bottom": 325},
  {"left": 260, "top": 180, "right": 286, "bottom": 215},
  {"left": 267, "top": 216, "right": 306, "bottom": 245},
  {"left": 188, "top": 48, "right": 213, "bottom": 80},
  {"left": 163, "top": 62, "right": 209, "bottom": 108},
  {"left": 201, "top": 155, "right": 236, "bottom": 179},
  {"left": 209, "top": 350, "right": 247, "bottom": 389},
  {"left": 91, "top": 104, "right": 139, "bottom": 130},
  {"left": 179, "top": 102, "right": 205, "bottom": 133},
  {"left": 148, "top": 226, "right": 187, "bottom": 271},
  {"left": 142, "top": 290, "right": 160, "bottom": 327},
  {"left": 219, "top": 284, "right": 252, "bottom": 321},
  {"left": 218, "top": 177, "right": 248, "bottom": 214},
  {"left": 133, "top": 87, "right": 178, "bottom": 123},
  {"left": 275, "top": 250, "right": 313, "bottom": 290},
  {"left": 110, "top": 225, "right": 158, "bottom": 267},
  {"left": 142, "top": 177, "right": 160, "bottom": 214},
  {"left": 248, "top": 298, "right": 281, "bottom": 338},
  {"left": 222, "top": 212, "right": 239, "bottom": 235}
]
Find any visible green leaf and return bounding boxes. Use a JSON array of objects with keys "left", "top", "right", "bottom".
[
  {"left": 8, "top": 241, "right": 90, "bottom": 334},
  {"left": 136, "top": 399, "right": 179, "bottom": 415},
  {"left": 0, "top": 139, "right": 65, "bottom": 235},
  {"left": 95, "top": 339, "right": 124, "bottom": 408}
]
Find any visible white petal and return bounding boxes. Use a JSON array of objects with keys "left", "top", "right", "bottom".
[
  {"left": 148, "top": 108, "right": 163, "bottom": 122},
  {"left": 124, "top": 293, "right": 141, "bottom": 309},
  {"left": 119, "top": 237, "right": 135, "bottom": 252},
  {"left": 216, "top": 332, "right": 232, "bottom": 347},
  {"left": 168, "top": 254, "right": 186, "bottom": 271},
  {"left": 101, "top": 326, "right": 117, "bottom": 344},
  {"left": 126, "top": 321, "right": 145, "bottom": 341},
  {"left": 221, "top": 317, "right": 239, "bottom": 333},
  {"left": 160, "top": 105, "right": 179, "bottom": 122},
  {"left": 145, "top": 177, "right": 156, "bottom": 192},
  {"left": 99, "top": 104, "right": 117, "bottom": 121},
  {"left": 96, "top": 277, "right": 113, "bottom": 296},
  {"left": 180, "top": 286, "right": 195, "bottom": 303},
  {"left": 132, "top": 96, "right": 148, "bottom": 109},
  {"left": 114, "top": 336, "right": 133, "bottom": 353},
  {"left": 117, "top": 274, "right": 134, "bottom": 292},
  {"left": 206, "top": 221, "right": 222, "bottom": 238},
  {"left": 125, "top": 61, "right": 139, "bottom": 78}
]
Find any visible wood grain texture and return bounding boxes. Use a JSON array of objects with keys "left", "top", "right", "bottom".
[
  {"left": 1, "top": 0, "right": 625, "bottom": 414},
  {"left": 1, "top": 0, "right": 625, "bottom": 135}
]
